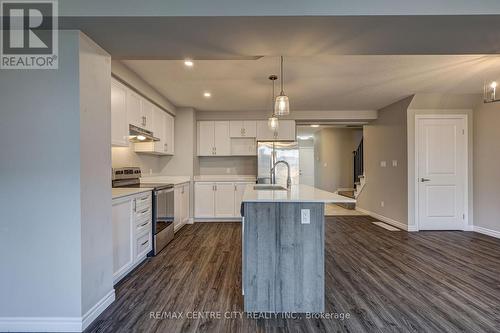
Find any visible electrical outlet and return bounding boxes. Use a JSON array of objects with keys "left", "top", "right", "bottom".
[
  {"left": 380, "top": 161, "right": 387, "bottom": 167},
  {"left": 301, "top": 209, "right": 310, "bottom": 224},
  {"left": 380, "top": 201, "right": 385, "bottom": 208},
  {"left": 226, "top": 168, "right": 231, "bottom": 174}
]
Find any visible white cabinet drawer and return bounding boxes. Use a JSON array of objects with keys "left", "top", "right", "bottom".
[
  {"left": 134, "top": 205, "right": 151, "bottom": 220},
  {"left": 136, "top": 219, "right": 151, "bottom": 234},
  {"left": 134, "top": 193, "right": 151, "bottom": 212},
  {"left": 135, "top": 229, "right": 152, "bottom": 261}
]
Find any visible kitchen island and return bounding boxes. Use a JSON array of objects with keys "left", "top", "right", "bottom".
[{"left": 241, "top": 184, "right": 356, "bottom": 313}]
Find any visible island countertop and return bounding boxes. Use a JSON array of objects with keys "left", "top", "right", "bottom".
[{"left": 242, "top": 184, "right": 356, "bottom": 203}]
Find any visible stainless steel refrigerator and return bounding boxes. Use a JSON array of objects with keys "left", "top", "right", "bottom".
[{"left": 257, "top": 142, "right": 300, "bottom": 185}]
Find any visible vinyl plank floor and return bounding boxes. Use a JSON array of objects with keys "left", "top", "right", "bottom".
[{"left": 85, "top": 217, "right": 500, "bottom": 333}]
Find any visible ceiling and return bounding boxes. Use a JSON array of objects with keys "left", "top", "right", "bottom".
[
  {"left": 124, "top": 55, "right": 500, "bottom": 111},
  {"left": 62, "top": 16, "right": 500, "bottom": 59}
]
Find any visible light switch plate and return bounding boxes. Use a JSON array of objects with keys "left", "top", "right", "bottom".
[
  {"left": 392, "top": 160, "right": 398, "bottom": 167},
  {"left": 380, "top": 161, "right": 387, "bottom": 167},
  {"left": 301, "top": 209, "right": 310, "bottom": 224}
]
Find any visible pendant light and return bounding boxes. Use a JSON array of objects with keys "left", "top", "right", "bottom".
[
  {"left": 484, "top": 80, "right": 500, "bottom": 103},
  {"left": 268, "top": 75, "right": 279, "bottom": 131},
  {"left": 274, "top": 56, "right": 290, "bottom": 116}
]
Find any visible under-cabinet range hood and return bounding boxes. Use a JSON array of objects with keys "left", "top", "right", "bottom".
[{"left": 128, "top": 124, "right": 160, "bottom": 143}]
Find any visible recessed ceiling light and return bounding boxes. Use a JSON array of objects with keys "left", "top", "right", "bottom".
[
  {"left": 203, "top": 92, "right": 212, "bottom": 98},
  {"left": 184, "top": 59, "right": 194, "bottom": 67},
  {"left": 310, "top": 124, "right": 320, "bottom": 128}
]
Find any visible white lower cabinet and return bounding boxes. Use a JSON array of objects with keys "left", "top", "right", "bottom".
[
  {"left": 214, "top": 183, "right": 235, "bottom": 217},
  {"left": 195, "top": 181, "right": 253, "bottom": 219},
  {"left": 234, "top": 183, "right": 248, "bottom": 217},
  {"left": 174, "top": 182, "right": 190, "bottom": 232},
  {"left": 112, "top": 191, "right": 152, "bottom": 284}
]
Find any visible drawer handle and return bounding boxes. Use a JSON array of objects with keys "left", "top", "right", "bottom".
[
  {"left": 139, "top": 222, "right": 149, "bottom": 227},
  {"left": 141, "top": 240, "right": 148, "bottom": 246},
  {"left": 138, "top": 208, "right": 149, "bottom": 214}
]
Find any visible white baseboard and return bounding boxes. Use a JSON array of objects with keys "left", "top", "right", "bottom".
[
  {"left": 0, "top": 317, "right": 82, "bottom": 332},
  {"left": 0, "top": 289, "right": 115, "bottom": 332},
  {"left": 355, "top": 207, "right": 414, "bottom": 231},
  {"left": 81, "top": 289, "right": 115, "bottom": 331},
  {"left": 473, "top": 226, "right": 500, "bottom": 239},
  {"left": 194, "top": 218, "right": 242, "bottom": 222}
]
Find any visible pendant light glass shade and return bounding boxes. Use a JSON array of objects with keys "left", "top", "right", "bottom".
[
  {"left": 274, "top": 94, "right": 290, "bottom": 116},
  {"left": 267, "top": 74, "right": 279, "bottom": 130},
  {"left": 484, "top": 80, "right": 500, "bottom": 103},
  {"left": 268, "top": 116, "right": 279, "bottom": 130},
  {"left": 274, "top": 56, "right": 290, "bottom": 116}
]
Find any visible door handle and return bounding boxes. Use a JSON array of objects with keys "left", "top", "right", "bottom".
[{"left": 420, "top": 178, "right": 431, "bottom": 182}]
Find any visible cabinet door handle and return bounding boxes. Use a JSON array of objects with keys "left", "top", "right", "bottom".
[
  {"left": 141, "top": 240, "right": 148, "bottom": 246},
  {"left": 133, "top": 199, "right": 137, "bottom": 212}
]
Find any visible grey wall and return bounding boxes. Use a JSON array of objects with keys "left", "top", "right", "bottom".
[
  {"left": 356, "top": 97, "right": 412, "bottom": 225},
  {"left": 473, "top": 102, "right": 500, "bottom": 233},
  {"left": 313, "top": 128, "right": 362, "bottom": 192},
  {"left": 79, "top": 34, "right": 114, "bottom": 315},
  {"left": 0, "top": 30, "right": 83, "bottom": 318},
  {"left": 0, "top": 31, "right": 114, "bottom": 325}
]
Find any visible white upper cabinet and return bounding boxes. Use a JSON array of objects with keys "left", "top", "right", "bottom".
[
  {"left": 140, "top": 99, "right": 153, "bottom": 131},
  {"left": 214, "top": 121, "right": 231, "bottom": 156},
  {"left": 152, "top": 106, "right": 166, "bottom": 152},
  {"left": 126, "top": 89, "right": 153, "bottom": 131},
  {"left": 197, "top": 121, "right": 231, "bottom": 156},
  {"left": 256, "top": 120, "right": 296, "bottom": 141},
  {"left": 111, "top": 79, "right": 129, "bottom": 147},
  {"left": 164, "top": 113, "right": 175, "bottom": 155},
  {"left": 198, "top": 121, "right": 215, "bottom": 156},
  {"left": 230, "top": 120, "right": 257, "bottom": 138},
  {"left": 111, "top": 77, "right": 175, "bottom": 155},
  {"left": 127, "top": 90, "right": 142, "bottom": 129},
  {"left": 135, "top": 106, "right": 175, "bottom": 156}
]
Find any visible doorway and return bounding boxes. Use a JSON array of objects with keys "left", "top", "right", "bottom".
[
  {"left": 299, "top": 146, "right": 315, "bottom": 186},
  {"left": 415, "top": 115, "right": 468, "bottom": 230}
]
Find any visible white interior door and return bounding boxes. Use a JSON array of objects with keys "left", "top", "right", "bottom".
[
  {"left": 416, "top": 116, "right": 467, "bottom": 230},
  {"left": 299, "top": 147, "right": 315, "bottom": 186}
]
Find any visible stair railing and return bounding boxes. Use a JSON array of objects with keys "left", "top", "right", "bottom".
[{"left": 353, "top": 138, "right": 364, "bottom": 184}]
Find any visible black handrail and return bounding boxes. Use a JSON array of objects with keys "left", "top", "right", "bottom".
[{"left": 353, "top": 139, "right": 364, "bottom": 184}]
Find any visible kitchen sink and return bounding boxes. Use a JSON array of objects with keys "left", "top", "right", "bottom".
[{"left": 253, "top": 185, "right": 288, "bottom": 191}]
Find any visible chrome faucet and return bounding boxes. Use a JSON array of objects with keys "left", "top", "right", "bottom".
[{"left": 271, "top": 160, "right": 292, "bottom": 189}]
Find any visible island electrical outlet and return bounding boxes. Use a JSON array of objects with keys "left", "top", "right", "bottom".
[{"left": 301, "top": 209, "right": 310, "bottom": 224}]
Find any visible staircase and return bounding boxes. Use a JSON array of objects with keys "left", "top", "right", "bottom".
[{"left": 336, "top": 138, "right": 365, "bottom": 202}]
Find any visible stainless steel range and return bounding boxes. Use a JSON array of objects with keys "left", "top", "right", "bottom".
[{"left": 112, "top": 167, "right": 174, "bottom": 256}]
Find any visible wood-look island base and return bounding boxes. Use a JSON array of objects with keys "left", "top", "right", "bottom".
[{"left": 243, "top": 201, "right": 325, "bottom": 313}]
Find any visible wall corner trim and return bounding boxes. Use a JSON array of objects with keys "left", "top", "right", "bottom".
[
  {"left": 473, "top": 226, "right": 500, "bottom": 239},
  {"left": 0, "top": 289, "right": 115, "bottom": 332},
  {"left": 355, "top": 207, "right": 412, "bottom": 231}
]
